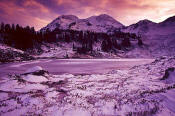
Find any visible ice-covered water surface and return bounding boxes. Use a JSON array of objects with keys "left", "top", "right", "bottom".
[
  {"left": 0, "top": 57, "right": 175, "bottom": 115},
  {"left": 0, "top": 59, "right": 154, "bottom": 77}
]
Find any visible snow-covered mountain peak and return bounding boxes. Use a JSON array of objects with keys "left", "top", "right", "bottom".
[
  {"left": 88, "top": 14, "right": 116, "bottom": 22},
  {"left": 122, "top": 15, "right": 175, "bottom": 35},
  {"left": 97, "top": 14, "right": 119, "bottom": 22},
  {"left": 57, "top": 15, "right": 79, "bottom": 21},
  {"left": 40, "top": 14, "right": 124, "bottom": 33},
  {"left": 40, "top": 15, "right": 79, "bottom": 31},
  {"left": 87, "top": 14, "right": 124, "bottom": 26},
  {"left": 122, "top": 19, "right": 157, "bottom": 34}
]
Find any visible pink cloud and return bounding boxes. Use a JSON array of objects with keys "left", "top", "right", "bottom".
[{"left": 0, "top": 0, "right": 175, "bottom": 30}]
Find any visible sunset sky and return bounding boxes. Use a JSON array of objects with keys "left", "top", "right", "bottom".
[{"left": 0, "top": 0, "right": 175, "bottom": 30}]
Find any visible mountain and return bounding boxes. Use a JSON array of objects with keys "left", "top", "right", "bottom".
[
  {"left": 123, "top": 16, "right": 175, "bottom": 35},
  {"left": 122, "top": 19, "right": 157, "bottom": 34},
  {"left": 156, "top": 15, "right": 175, "bottom": 35},
  {"left": 122, "top": 15, "right": 175, "bottom": 58},
  {"left": 1, "top": 14, "right": 175, "bottom": 59},
  {"left": 160, "top": 15, "right": 175, "bottom": 24},
  {"left": 41, "top": 14, "right": 175, "bottom": 35},
  {"left": 40, "top": 15, "right": 79, "bottom": 31},
  {"left": 35, "top": 14, "right": 175, "bottom": 58},
  {"left": 40, "top": 14, "right": 124, "bottom": 33}
]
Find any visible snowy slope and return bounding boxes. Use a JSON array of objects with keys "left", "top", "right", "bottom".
[
  {"left": 40, "top": 15, "right": 175, "bottom": 58},
  {"left": 0, "top": 56, "right": 175, "bottom": 115},
  {"left": 155, "top": 16, "right": 175, "bottom": 35},
  {"left": 123, "top": 16, "right": 175, "bottom": 58},
  {"left": 122, "top": 19, "right": 157, "bottom": 34},
  {"left": 0, "top": 43, "right": 24, "bottom": 54},
  {"left": 40, "top": 14, "right": 124, "bottom": 33},
  {"left": 71, "top": 14, "right": 124, "bottom": 32},
  {"left": 123, "top": 16, "right": 175, "bottom": 35},
  {"left": 0, "top": 44, "right": 35, "bottom": 62},
  {"left": 38, "top": 42, "right": 120, "bottom": 59},
  {"left": 39, "top": 42, "right": 75, "bottom": 58},
  {"left": 123, "top": 16, "right": 175, "bottom": 36},
  {"left": 40, "top": 15, "right": 79, "bottom": 31}
]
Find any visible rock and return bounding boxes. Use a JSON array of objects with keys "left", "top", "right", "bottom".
[
  {"left": 32, "top": 70, "right": 49, "bottom": 76},
  {"left": 161, "top": 67, "right": 175, "bottom": 80},
  {"left": 161, "top": 67, "right": 175, "bottom": 84},
  {"left": 23, "top": 74, "right": 48, "bottom": 83},
  {"left": 41, "top": 80, "right": 65, "bottom": 88},
  {"left": 25, "top": 66, "right": 43, "bottom": 73},
  {"left": 25, "top": 66, "right": 49, "bottom": 76}
]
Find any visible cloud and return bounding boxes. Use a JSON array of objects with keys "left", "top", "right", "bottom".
[
  {"left": 23, "top": 0, "right": 49, "bottom": 13},
  {"left": 0, "top": 0, "right": 57, "bottom": 30},
  {"left": 0, "top": 0, "right": 175, "bottom": 30}
]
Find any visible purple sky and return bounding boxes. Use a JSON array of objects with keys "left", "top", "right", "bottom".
[{"left": 0, "top": 0, "right": 175, "bottom": 30}]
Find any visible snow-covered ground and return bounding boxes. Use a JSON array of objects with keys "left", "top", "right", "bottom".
[
  {"left": 38, "top": 42, "right": 122, "bottom": 59},
  {"left": 0, "top": 44, "right": 35, "bottom": 63},
  {"left": 39, "top": 43, "right": 75, "bottom": 58},
  {"left": 0, "top": 43, "right": 24, "bottom": 53},
  {"left": 122, "top": 16, "right": 175, "bottom": 58},
  {"left": 0, "top": 56, "right": 175, "bottom": 116}
]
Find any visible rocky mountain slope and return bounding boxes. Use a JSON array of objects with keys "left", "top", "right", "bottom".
[
  {"left": 122, "top": 19, "right": 157, "bottom": 34},
  {"left": 40, "top": 14, "right": 175, "bottom": 58},
  {"left": 1, "top": 14, "right": 175, "bottom": 59},
  {"left": 123, "top": 16, "right": 175, "bottom": 35},
  {"left": 122, "top": 16, "right": 175, "bottom": 58},
  {"left": 40, "top": 14, "right": 124, "bottom": 33},
  {"left": 0, "top": 44, "right": 35, "bottom": 63}
]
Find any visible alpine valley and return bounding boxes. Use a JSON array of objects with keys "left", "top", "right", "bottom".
[
  {"left": 0, "top": 14, "right": 175, "bottom": 60},
  {"left": 1, "top": 14, "right": 175, "bottom": 116}
]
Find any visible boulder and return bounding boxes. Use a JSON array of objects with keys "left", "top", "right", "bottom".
[{"left": 25, "top": 66, "right": 43, "bottom": 73}]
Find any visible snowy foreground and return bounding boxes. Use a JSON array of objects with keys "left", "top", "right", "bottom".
[{"left": 0, "top": 57, "right": 175, "bottom": 116}]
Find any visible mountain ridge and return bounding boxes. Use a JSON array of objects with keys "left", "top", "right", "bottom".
[
  {"left": 41, "top": 14, "right": 175, "bottom": 34},
  {"left": 123, "top": 15, "right": 175, "bottom": 35},
  {"left": 1, "top": 14, "right": 175, "bottom": 59},
  {"left": 40, "top": 14, "right": 124, "bottom": 33}
]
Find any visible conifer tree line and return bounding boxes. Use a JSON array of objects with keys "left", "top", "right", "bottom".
[{"left": 0, "top": 22, "right": 143, "bottom": 54}]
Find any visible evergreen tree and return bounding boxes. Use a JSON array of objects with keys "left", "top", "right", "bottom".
[
  {"left": 0, "top": 22, "right": 5, "bottom": 33},
  {"left": 138, "top": 38, "right": 143, "bottom": 46},
  {"left": 122, "top": 38, "right": 131, "bottom": 48},
  {"left": 4, "top": 24, "right": 11, "bottom": 33}
]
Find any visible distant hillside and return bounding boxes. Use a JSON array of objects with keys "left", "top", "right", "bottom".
[
  {"left": 122, "top": 15, "right": 175, "bottom": 57},
  {"left": 0, "top": 22, "right": 142, "bottom": 58},
  {"left": 1, "top": 14, "right": 175, "bottom": 59}
]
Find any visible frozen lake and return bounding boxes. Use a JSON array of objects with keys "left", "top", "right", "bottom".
[{"left": 0, "top": 59, "right": 154, "bottom": 76}]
